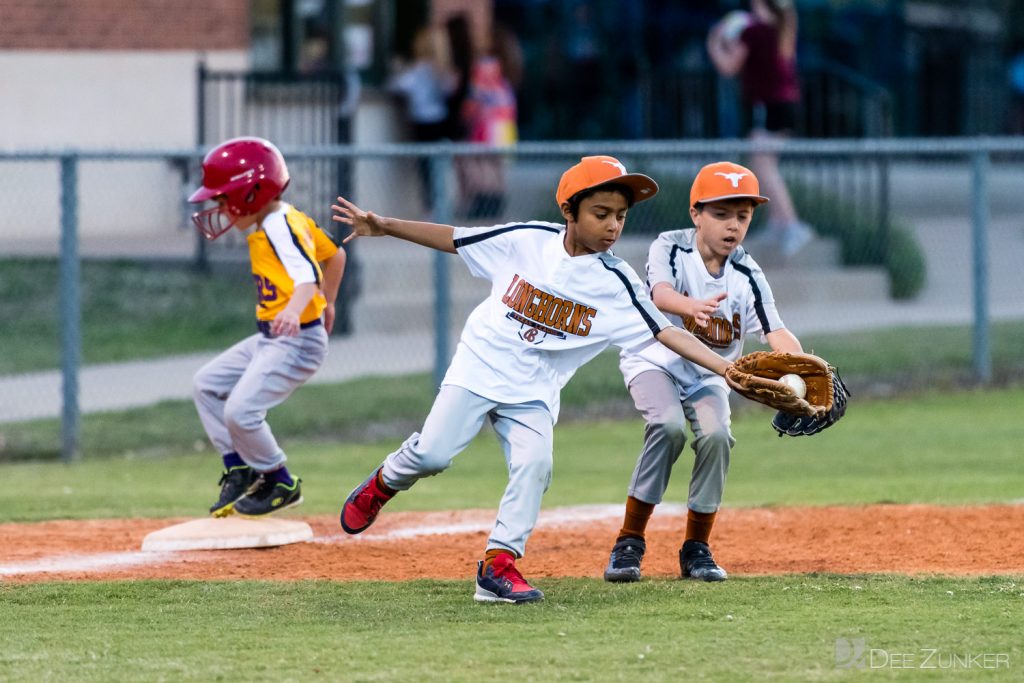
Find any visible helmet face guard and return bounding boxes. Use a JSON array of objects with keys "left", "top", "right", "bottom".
[{"left": 191, "top": 205, "right": 240, "bottom": 241}]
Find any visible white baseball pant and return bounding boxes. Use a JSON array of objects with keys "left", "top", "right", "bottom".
[
  {"left": 192, "top": 326, "right": 327, "bottom": 472},
  {"left": 381, "top": 384, "right": 554, "bottom": 558},
  {"left": 626, "top": 370, "right": 735, "bottom": 513}
]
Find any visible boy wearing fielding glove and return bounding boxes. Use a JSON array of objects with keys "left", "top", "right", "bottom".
[{"left": 605, "top": 161, "right": 806, "bottom": 583}]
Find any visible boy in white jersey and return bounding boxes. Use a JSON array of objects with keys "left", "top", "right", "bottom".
[
  {"left": 331, "top": 156, "right": 738, "bottom": 604},
  {"left": 188, "top": 137, "right": 347, "bottom": 518},
  {"left": 604, "top": 161, "right": 805, "bottom": 583}
]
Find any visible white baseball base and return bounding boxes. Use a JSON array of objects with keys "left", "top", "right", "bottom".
[{"left": 141, "top": 517, "right": 313, "bottom": 552}]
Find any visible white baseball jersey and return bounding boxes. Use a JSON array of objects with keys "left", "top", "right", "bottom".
[
  {"left": 619, "top": 228, "right": 785, "bottom": 399},
  {"left": 444, "top": 221, "right": 672, "bottom": 420}
]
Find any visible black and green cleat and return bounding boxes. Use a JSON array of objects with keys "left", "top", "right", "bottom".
[
  {"left": 209, "top": 465, "right": 257, "bottom": 518},
  {"left": 233, "top": 475, "right": 303, "bottom": 517}
]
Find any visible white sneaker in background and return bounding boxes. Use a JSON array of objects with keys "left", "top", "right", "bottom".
[{"left": 780, "top": 220, "right": 813, "bottom": 257}]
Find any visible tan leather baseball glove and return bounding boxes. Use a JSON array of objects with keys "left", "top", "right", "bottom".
[{"left": 725, "top": 351, "right": 837, "bottom": 418}]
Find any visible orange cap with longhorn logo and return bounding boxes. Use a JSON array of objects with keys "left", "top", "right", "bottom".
[
  {"left": 556, "top": 155, "right": 659, "bottom": 208},
  {"left": 689, "top": 161, "right": 770, "bottom": 207}
]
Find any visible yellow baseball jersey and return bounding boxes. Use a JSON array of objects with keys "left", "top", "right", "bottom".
[{"left": 248, "top": 204, "right": 339, "bottom": 324}]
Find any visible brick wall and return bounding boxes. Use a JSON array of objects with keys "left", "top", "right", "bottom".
[{"left": 0, "top": 0, "right": 249, "bottom": 50}]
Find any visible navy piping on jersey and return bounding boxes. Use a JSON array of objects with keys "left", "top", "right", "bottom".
[
  {"left": 284, "top": 215, "right": 322, "bottom": 286},
  {"left": 452, "top": 223, "right": 561, "bottom": 248},
  {"left": 731, "top": 260, "right": 772, "bottom": 332},
  {"left": 264, "top": 226, "right": 284, "bottom": 267},
  {"left": 668, "top": 243, "right": 691, "bottom": 279},
  {"left": 598, "top": 259, "right": 665, "bottom": 336}
]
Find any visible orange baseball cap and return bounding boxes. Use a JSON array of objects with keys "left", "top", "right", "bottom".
[
  {"left": 689, "top": 161, "right": 770, "bottom": 207},
  {"left": 556, "top": 155, "right": 659, "bottom": 208}
]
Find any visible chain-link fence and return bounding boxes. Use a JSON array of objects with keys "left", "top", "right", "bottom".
[{"left": 1, "top": 138, "right": 1023, "bottom": 461}]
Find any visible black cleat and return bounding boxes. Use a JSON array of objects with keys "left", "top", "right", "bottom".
[
  {"left": 680, "top": 540, "right": 728, "bottom": 581},
  {"left": 209, "top": 465, "right": 256, "bottom": 517},
  {"left": 232, "top": 474, "right": 303, "bottom": 517},
  {"left": 603, "top": 536, "right": 646, "bottom": 583}
]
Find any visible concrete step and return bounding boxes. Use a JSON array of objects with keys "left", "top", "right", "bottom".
[
  {"left": 766, "top": 267, "right": 890, "bottom": 305},
  {"left": 740, "top": 236, "right": 841, "bottom": 270}
]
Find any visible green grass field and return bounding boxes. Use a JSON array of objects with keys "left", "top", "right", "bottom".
[
  {"left": 1, "top": 389, "right": 1022, "bottom": 681},
  {"left": 0, "top": 258, "right": 252, "bottom": 374},
  {"left": 2, "top": 577, "right": 1019, "bottom": 682}
]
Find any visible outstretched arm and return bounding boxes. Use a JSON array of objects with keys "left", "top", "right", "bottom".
[
  {"left": 655, "top": 326, "right": 732, "bottom": 376},
  {"left": 331, "top": 196, "right": 457, "bottom": 254}
]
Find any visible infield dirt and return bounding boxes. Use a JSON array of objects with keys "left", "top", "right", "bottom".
[{"left": 2, "top": 504, "right": 1021, "bottom": 583}]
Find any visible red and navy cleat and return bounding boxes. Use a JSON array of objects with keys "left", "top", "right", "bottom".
[
  {"left": 474, "top": 553, "right": 544, "bottom": 604},
  {"left": 340, "top": 466, "right": 395, "bottom": 534}
]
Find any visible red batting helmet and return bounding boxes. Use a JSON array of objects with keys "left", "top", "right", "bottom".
[{"left": 188, "top": 137, "right": 290, "bottom": 240}]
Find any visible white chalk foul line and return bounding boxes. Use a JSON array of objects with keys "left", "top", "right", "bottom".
[
  {"left": 0, "top": 504, "right": 690, "bottom": 576},
  {"left": 0, "top": 551, "right": 179, "bottom": 576}
]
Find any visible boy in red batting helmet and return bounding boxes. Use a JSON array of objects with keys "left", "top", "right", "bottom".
[{"left": 189, "top": 137, "right": 347, "bottom": 517}]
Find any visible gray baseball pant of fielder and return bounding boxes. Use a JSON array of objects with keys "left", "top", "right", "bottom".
[
  {"left": 626, "top": 370, "right": 734, "bottom": 513},
  {"left": 380, "top": 384, "right": 554, "bottom": 558},
  {"left": 192, "top": 327, "right": 327, "bottom": 472}
]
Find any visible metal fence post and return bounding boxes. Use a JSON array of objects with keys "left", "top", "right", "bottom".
[
  {"left": 194, "top": 61, "right": 209, "bottom": 272},
  {"left": 876, "top": 154, "right": 890, "bottom": 258},
  {"left": 59, "top": 154, "right": 80, "bottom": 462},
  {"left": 430, "top": 152, "right": 454, "bottom": 388},
  {"left": 970, "top": 148, "right": 991, "bottom": 384}
]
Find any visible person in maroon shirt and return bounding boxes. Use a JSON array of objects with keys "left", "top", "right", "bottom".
[{"left": 707, "top": 0, "right": 812, "bottom": 258}]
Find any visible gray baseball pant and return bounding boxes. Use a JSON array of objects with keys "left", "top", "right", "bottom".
[
  {"left": 381, "top": 384, "right": 554, "bottom": 558},
  {"left": 626, "top": 370, "right": 735, "bottom": 513},
  {"left": 192, "top": 327, "right": 327, "bottom": 472}
]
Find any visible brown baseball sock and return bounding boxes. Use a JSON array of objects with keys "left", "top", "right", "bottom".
[
  {"left": 685, "top": 509, "right": 717, "bottom": 545},
  {"left": 617, "top": 496, "right": 656, "bottom": 542}
]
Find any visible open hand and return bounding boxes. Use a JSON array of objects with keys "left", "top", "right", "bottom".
[
  {"left": 331, "top": 196, "right": 387, "bottom": 244},
  {"left": 687, "top": 292, "right": 728, "bottom": 328}
]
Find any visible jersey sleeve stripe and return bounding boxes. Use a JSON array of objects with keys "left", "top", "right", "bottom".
[
  {"left": 284, "top": 215, "right": 322, "bottom": 286},
  {"left": 598, "top": 259, "right": 666, "bottom": 336},
  {"left": 453, "top": 223, "right": 562, "bottom": 248},
  {"left": 669, "top": 244, "right": 684, "bottom": 279},
  {"left": 731, "top": 261, "right": 772, "bottom": 332}
]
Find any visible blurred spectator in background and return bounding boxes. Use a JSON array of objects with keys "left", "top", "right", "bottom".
[
  {"left": 707, "top": 0, "right": 812, "bottom": 258},
  {"left": 565, "top": 2, "right": 604, "bottom": 139},
  {"left": 456, "top": 24, "right": 520, "bottom": 221},
  {"left": 389, "top": 25, "right": 458, "bottom": 211},
  {"left": 444, "top": 14, "right": 475, "bottom": 142},
  {"left": 1009, "top": 45, "right": 1024, "bottom": 135}
]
